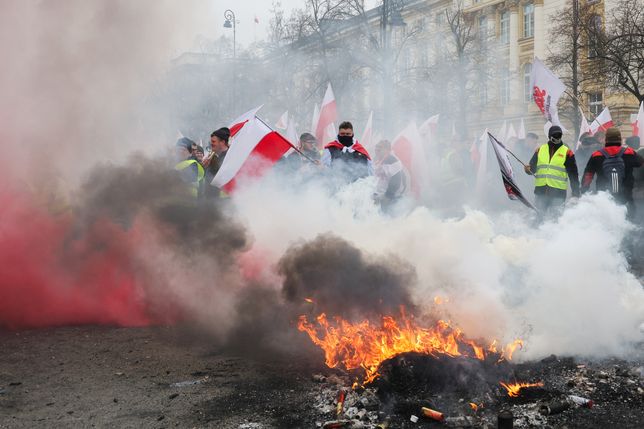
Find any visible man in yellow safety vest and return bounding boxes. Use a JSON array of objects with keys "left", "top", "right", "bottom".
[
  {"left": 174, "top": 137, "right": 205, "bottom": 199},
  {"left": 524, "top": 125, "right": 580, "bottom": 219}
]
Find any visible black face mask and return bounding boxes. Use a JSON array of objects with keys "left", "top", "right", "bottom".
[
  {"left": 338, "top": 134, "right": 353, "bottom": 147},
  {"left": 549, "top": 133, "right": 563, "bottom": 144}
]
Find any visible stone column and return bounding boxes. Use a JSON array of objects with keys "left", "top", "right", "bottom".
[
  {"left": 533, "top": 0, "right": 545, "bottom": 59},
  {"left": 509, "top": 6, "right": 520, "bottom": 107}
]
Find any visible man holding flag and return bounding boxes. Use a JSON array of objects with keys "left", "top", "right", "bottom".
[{"left": 524, "top": 125, "right": 580, "bottom": 218}]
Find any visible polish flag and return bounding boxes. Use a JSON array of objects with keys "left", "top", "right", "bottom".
[
  {"left": 576, "top": 106, "right": 592, "bottom": 150},
  {"left": 589, "top": 107, "right": 614, "bottom": 134},
  {"left": 518, "top": 118, "right": 526, "bottom": 140},
  {"left": 275, "top": 111, "right": 289, "bottom": 130},
  {"left": 392, "top": 122, "right": 428, "bottom": 199},
  {"left": 315, "top": 83, "right": 337, "bottom": 146},
  {"left": 360, "top": 111, "right": 374, "bottom": 152},
  {"left": 212, "top": 114, "right": 294, "bottom": 193},
  {"left": 632, "top": 101, "right": 644, "bottom": 139},
  {"left": 229, "top": 106, "right": 263, "bottom": 137},
  {"left": 530, "top": 57, "right": 566, "bottom": 126}
]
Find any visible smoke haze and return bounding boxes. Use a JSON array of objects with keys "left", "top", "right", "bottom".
[{"left": 0, "top": 1, "right": 642, "bottom": 365}]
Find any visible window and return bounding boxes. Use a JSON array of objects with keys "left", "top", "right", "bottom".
[
  {"left": 523, "top": 3, "right": 534, "bottom": 38},
  {"left": 435, "top": 11, "right": 445, "bottom": 25},
  {"left": 478, "top": 80, "right": 488, "bottom": 106},
  {"left": 588, "top": 15, "right": 602, "bottom": 58},
  {"left": 500, "top": 11, "right": 509, "bottom": 44},
  {"left": 523, "top": 63, "right": 533, "bottom": 103},
  {"left": 589, "top": 92, "right": 603, "bottom": 117},
  {"left": 500, "top": 69, "right": 510, "bottom": 105},
  {"left": 479, "top": 15, "right": 488, "bottom": 42}
]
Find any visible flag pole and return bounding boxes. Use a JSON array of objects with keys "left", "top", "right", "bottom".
[
  {"left": 255, "top": 115, "right": 320, "bottom": 165},
  {"left": 487, "top": 132, "right": 528, "bottom": 168}
]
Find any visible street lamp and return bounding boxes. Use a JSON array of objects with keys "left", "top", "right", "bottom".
[
  {"left": 224, "top": 9, "right": 237, "bottom": 111},
  {"left": 223, "top": 9, "right": 236, "bottom": 59}
]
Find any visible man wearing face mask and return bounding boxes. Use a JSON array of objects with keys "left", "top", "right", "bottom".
[
  {"left": 322, "top": 121, "right": 373, "bottom": 182},
  {"left": 524, "top": 125, "right": 580, "bottom": 217}
]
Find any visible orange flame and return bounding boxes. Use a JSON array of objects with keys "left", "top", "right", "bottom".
[
  {"left": 499, "top": 381, "right": 544, "bottom": 397},
  {"left": 304, "top": 298, "right": 314, "bottom": 303},
  {"left": 468, "top": 402, "right": 479, "bottom": 411},
  {"left": 297, "top": 309, "right": 523, "bottom": 385}
]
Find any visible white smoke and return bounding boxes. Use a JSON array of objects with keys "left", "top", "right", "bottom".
[{"left": 232, "top": 174, "right": 644, "bottom": 361}]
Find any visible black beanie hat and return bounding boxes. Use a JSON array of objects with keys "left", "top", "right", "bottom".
[
  {"left": 211, "top": 127, "right": 231, "bottom": 143},
  {"left": 548, "top": 125, "right": 563, "bottom": 138}
]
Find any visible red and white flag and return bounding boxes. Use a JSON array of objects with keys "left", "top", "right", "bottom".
[
  {"left": 229, "top": 105, "right": 263, "bottom": 137},
  {"left": 518, "top": 118, "right": 526, "bottom": 140},
  {"left": 392, "top": 122, "right": 428, "bottom": 199},
  {"left": 212, "top": 113, "right": 294, "bottom": 193},
  {"left": 360, "top": 111, "right": 374, "bottom": 152},
  {"left": 315, "top": 83, "right": 337, "bottom": 146},
  {"left": 576, "top": 106, "right": 592, "bottom": 150},
  {"left": 589, "top": 107, "right": 614, "bottom": 134},
  {"left": 631, "top": 101, "right": 643, "bottom": 140},
  {"left": 530, "top": 57, "right": 566, "bottom": 127},
  {"left": 275, "top": 111, "right": 289, "bottom": 130}
]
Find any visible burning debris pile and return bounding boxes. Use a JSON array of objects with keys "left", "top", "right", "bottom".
[
  {"left": 304, "top": 354, "right": 644, "bottom": 428},
  {"left": 297, "top": 309, "right": 523, "bottom": 386}
]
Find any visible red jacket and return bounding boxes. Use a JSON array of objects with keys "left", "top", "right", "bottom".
[{"left": 581, "top": 144, "right": 643, "bottom": 198}]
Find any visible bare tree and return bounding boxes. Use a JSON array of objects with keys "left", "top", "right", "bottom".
[
  {"left": 587, "top": 0, "right": 644, "bottom": 102},
  {"left": 547, "top": 0, "right": 599, "bottom": 137}
]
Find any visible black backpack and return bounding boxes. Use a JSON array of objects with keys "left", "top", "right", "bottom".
[{"left": 599, "top": 147, "right": 627, "bottom": 194}]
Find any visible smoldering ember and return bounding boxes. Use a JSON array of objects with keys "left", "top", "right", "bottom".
[{"left": 1, "top": 1, "right": 644, "bottom": 429}]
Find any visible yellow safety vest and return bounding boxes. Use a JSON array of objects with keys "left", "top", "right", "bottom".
[
  {"left": 535, "top": 144, "right": 569, "bottom": 190},
  {"left": 174, "top": 159, "right": 205, "bottom": 198}
]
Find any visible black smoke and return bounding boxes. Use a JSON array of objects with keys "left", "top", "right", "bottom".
[{"left": 278, "top": 233, "right": 417, "bottom": 320}]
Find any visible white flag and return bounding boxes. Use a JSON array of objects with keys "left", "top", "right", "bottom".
[
  {"left": 275, "top": 111, "right": 289, "bottom": 130},
  {"left": 530, "top": 57, "right": 566, "bottom": 127},
  {"left": 506, "top": 123, "right": 518, "bottom": 141},
  {"left": 576, "top": 107, "right": 592, "bottom": 150},
  {"left": 635, "top": 101, "right": 644, "bottom": 140},
  {"left": 360, "top": 111, "right": 374, "bottom": 152}
]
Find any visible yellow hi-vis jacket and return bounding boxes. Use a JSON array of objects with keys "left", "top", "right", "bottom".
[
  {"left": 535, "top": 144, "right": 569, "bottom": 190},
  {"left": 174, "top": 159, "right": 205, "bottom": 198}
]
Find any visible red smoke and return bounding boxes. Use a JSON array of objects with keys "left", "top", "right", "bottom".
[{"left": 0, "top": 187, "right": 170, "bottom": 329}]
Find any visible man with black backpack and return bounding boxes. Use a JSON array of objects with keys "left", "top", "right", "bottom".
[{"left": 581, "top": 128, "right": 643, "bottom": 218}]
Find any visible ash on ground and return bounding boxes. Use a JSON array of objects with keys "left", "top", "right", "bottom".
[{"left": 308, "top": 352, "right": 644, "bottom": 429}]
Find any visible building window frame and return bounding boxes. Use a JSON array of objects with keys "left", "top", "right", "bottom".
[
  {"left": 589, "top": 92, "right": 603, "bottom": 117},
  {"left": 499, "top": 11, "right": 510, "bottom": 44},
  {"left": 588, "top": 15, "right": 602, "bottom": 58},
  {"left": 523, "top": 3, "right": 534, "bottom": 38}
]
